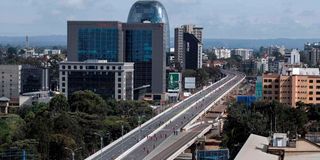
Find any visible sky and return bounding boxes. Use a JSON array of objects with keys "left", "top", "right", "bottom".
[{"left": 1, "top": 0, "right": 320, "bottom": 39}]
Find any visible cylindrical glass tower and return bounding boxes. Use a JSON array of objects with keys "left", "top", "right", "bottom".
[{"left": 127, "top": 0, "right": 170, "bottom": 55}]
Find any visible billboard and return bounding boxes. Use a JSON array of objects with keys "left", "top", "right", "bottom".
[
  {"left": 185, "top": 77, "right": 196, "bottom": 89},
  {"left": 168, "top": 72, "right": 181, "bottom": 92},
  {"left": 197, "top": 149, "right": 229, "bottom": 160}
]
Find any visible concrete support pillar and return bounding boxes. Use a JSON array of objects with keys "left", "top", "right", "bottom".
[{"left": 190, "top": 144, "right": 197, "bottom": 160}]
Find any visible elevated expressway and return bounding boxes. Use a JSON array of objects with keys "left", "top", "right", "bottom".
[{"left": 86, "top": 70, "right": 245, "bottom": 160}]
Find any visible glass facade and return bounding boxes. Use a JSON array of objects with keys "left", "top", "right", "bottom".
[
  {"left": 126, "top": 30, "right": 152, "bottom": 62},
  {"left": 127, "top": 0, "right": 170, "bottom": 56},
  {"left": 78, "top": 28, "right": 119, "bottom": 62},
  {"left": 126, "top": 30, "right": 152, "bottom": 89},
  {"left": 67, "top": 71, "right": 116, "bottom": 99}
]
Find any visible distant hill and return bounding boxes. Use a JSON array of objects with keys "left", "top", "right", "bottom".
[
  {"left": 0, "top": 35, "right": 67, "bottom": 47},
  {"left": 203, "top": 38, "right": 320, "bottom": 50},
  {"left": 1, "top": 36, "right": 320, "bottom": 50}
]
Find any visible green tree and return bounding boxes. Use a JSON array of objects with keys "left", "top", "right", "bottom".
[
  {"left": 49, "top": 94, "right": 69, "bottom": 113},
  {"left": 69, "top": 90, "right": 110, "bottom": 115},
  {"left": 222, "top": 101, "right": 308, "bottom": 158},
  {"left": 7, "top": 47, "right": 17, "bottom": 55}
]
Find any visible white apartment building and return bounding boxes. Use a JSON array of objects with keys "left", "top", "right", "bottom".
[
  {"left": 285, "top": 49, "right": 300, "bottom": 65},
  {"left": 233, "top": 48, "right": 253, "bottom": 60},
  {"left": 213, "top": 48, "right": 231, "bottom": 59}
]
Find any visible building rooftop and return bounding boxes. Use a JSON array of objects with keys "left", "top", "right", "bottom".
[
  {"left": 234, "top": 134, "right": 279, "bottom": 160},
  {"left": 0, "top": 97, "right": 10, "bottom": 102},
  {"left": 281, "top": 68, "right": 320, "bottom": 76},
  {"left": 236, "top": 133, "right": 320, "bottom": 160}
]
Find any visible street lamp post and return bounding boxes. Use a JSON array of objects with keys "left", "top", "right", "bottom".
[
  {"left": 94, "top": 132, "right": 107, "bottom": 160},
  {"left": 64, "top": 147, "right": 82, "bottom": 160},
  {"left": 138, "top": 116, "right": 141, "bottom": 141}
]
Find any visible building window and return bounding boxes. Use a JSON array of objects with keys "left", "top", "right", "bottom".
[
  {"left": 264, "top": 91, "right": 268, "bottom": 94},
  {"left": 275, "top": 85, "right": 279, "bottom": 88},
  {"left": 264, "top": 85, "right": 268, "bottom": 88},
  {"left": 118, "top": 72, "right": 121, "bottom": 76},
  {"left": 74, "top": 66, "right": 77, "bottom": 69},
  {"left": 118, "top": 84, "right": 121, "bottom": 88},
  {"left": 62, "top": 89, "right": 65, "bottom": 92},
  {"left": 68, "top": 66, "right": 71, "bottom": 69},
  {"left": 317, "top": 92, "right": 320, "bottom": 95},
  {"left": 317, "top": 97, "right": 320, "bottom": 101},
  {"left": 310, "top": 80, "right": 314, "bottom": 83},
  {"left": 62, "top": 71, "right": 65, "bottom": 75},
  {"left": 118, "top": 95, "right": 122, "bottom": 99},
  {"left": 264, "top": 79, "right": 268, "bottom": 82},
  {"left": 275, "top": 79, "right": 279, "bottom": 83},
  {"left": 310, "top": 86, "right": 314, "bottom": 89},
  {"left": 77, "top": 28, "right": 119, "bottom": 62},
  {"left": 310, "top": 91, "right": 313, "bottom": 95},
  {"left": 118, "top": 89, "right": 121, "bottom": 93},
  {"left": 112, "top": 66, "right": 116, "bottom": 70},
  {"left": 80, "top": 66, "right": 83, "bottom": 69},
  {"left": 118, "top": 66, "right": 122, "bottom": 70},
  {"left": 62, "top": 77, "right": 65, "bottom": 81},
  {"left": 62, "top": 65, "right": 66, "bottom": 69},
  {"left": 317, "top": 80, "right": 320, "bottom": 83},
  {"left": 62, "top": 83, "right": 65, "bottom": 87}
]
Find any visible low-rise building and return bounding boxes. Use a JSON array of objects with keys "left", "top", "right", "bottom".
[
  {"left": 43, "top": 49, "right": 61, "bottom": 55},
  {"left": 285, "top": 49, "right": 300, "bottom": 65},
  {"left": 59, "top": 60, "right": 134, "bottom": 100},
  {"left": 263, "top": 68, "right": 320, "bottom": 107},
  {"left": 236, "top": 133, "right": 320, "bottom": 160},
  {"left": 0, "top": 65, "right": 49, "bottom": 106}
]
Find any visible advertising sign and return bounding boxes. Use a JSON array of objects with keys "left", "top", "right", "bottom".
[
  {"left": 185, "top": 77, "right": 196, "bottom": 89},
  {"left": 168, "top": 72, "right": 181, "bottom": 92}
]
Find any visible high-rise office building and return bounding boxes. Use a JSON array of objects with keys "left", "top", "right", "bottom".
[
  {"left": 174, "top": 25, "right": 203, "bottom": 70},
  {"left": 67, "top": 21, "right": 166, "bottom": 94},
  {"left": 184, "top": 33, "right": 203, "bottom": 70},
  {"left": 59, "top": 60, "right": 134, "bottom": 100},
  {"left": 67, "top": 21, "right": 124, "bottom": 62},
  {"left": 304, "top": 42, "right": 320, "bottom": 66},
  {"left": 127, "top": 0, "right": 170, "bottom": 65}
]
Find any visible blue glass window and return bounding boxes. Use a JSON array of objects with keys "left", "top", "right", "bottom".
[
  {"left": 78, "top": 28, "right": 118, "bottom": 62},
  {"left": 125, "top": 30, "right": 152, "bottom": 62}
]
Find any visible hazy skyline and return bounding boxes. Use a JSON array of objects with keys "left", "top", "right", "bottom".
[{"left": 1, "top": 0, "right": 320, "bottom": 39}]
